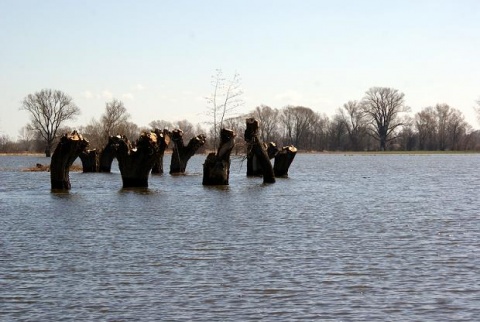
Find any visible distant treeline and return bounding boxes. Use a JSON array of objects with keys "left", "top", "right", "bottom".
[
  {"left": 2, "top": 105, "right": 480, "bottom": 154},
  {"left": 3, "top": 88, "right": 480, "bottom": 153}
]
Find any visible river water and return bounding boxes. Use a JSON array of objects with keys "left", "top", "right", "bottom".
[{"left": 0, "top": 153, "right": 479, "bottom": 321}]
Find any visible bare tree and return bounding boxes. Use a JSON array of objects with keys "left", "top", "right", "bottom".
[
  {"left": 173, "top": 120, "right": 195, "bottom": 140},
  {"left": 415, "top": 107, "right": 437, "bottom": 150},
  {"left": 79, "top": 118, "right": 104, "bottom": 150},
  {"left": 280, "top": 106, "right": 317, "bottom": 149},
  {"left": 0, "top": 134, "right": 11, "bottom": 152},
  {"left": 338, "top": 100, "right": 367, "bottom": 151},
  {"left": 433, "top": 104, "right": 468, "bottom": 151},
  {"left": 251, "top": 105, "right": 280, "bottom": 143},
  {"left": 206, "top": 69, "right": 244, "bottom": 149},
  {"left": 327, "top": 114, "right": 348, "bottom": 151},
  {"left": 149, "top": 119, "right": 173, "bottom": 131},
  {"left": 309, "top": 112, "right": 330, "bottom": 151},
  {"left": 435, "top": 103, "right": 452, "bottom": 151},
  {"left": 446, "top": 108, "right": 469, "bottom": 150},
  {"left": 396, "top": 116, "right": 416, "bottom": 151},
  {"left": 101, "top": 98, "right": 130, "bottom": 142},
  {"left": 223, "top": 115, "right": 246, "bottom": 154},
  {"left": 361, "top": 87, "right": 410, "bottom": 151},
  {"left": 20, "top": 89, "right": 80, "bottom": 156},
  {"left": 16, "top": 125, "right": 38, "bottom": 152},
  {"left": 117, "top": 121, "right": 140, "bottom": 142},
  {"left": 415, "top": 104, "right": 469, "bottom": 151}
]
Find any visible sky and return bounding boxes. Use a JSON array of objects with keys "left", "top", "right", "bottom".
[{"left": 1, "top": 0, "right": 480, "bottom": 138}]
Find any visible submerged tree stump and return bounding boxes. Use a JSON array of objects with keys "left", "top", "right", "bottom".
[
  {"left": 170, "top": 129, "right": 206, "bottom": 174},
  {"left": 99, "top": 136, "right": 124, "bottom": 172},
  {"left": 267, "top": 142, "right": 279, "bottom": 159},
  {"left": 203, "top": 128, "right": 236, "bottom": 185},
  {"left": 244, "top": 118, "right": 275, "bottom": 183},
  {"left": 151, "top": 129, "right": 171, "bottom": 174},
  {"left": 244, "top": 142, "right": 278, "bottom": 176},
  {"left": 50, "top": 130, "right": 89, "bottom": 190},
  {"left": 273, "top": 145, "right": 297, "bottom": 177},
  {"left": 79, "top": 149, "right": 99, "bottom": 172},
  {"left": 265, "top": 142, "right": 297, "bottom": 177},
  {"left": 116, "top": 132, "right": 159, "bottom": 188}
]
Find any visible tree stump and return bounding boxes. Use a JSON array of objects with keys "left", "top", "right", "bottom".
[
  {"left": 265, "top": 142, "right": 297, "bottom": 177},
  {"left": 267, "top": 142, "right": 279, "bottom": 159},
  {"left": 50, "top": 130, "right": 89, "bottom": 190},
  {"left": 243, "top": 142, "right": 279, "bottom": 176},
  {"left": 151, "top": 129, "right": 171, "bottom": 174},
  {"left": 244, "top": 118, "right": 275, "bottom": 183},
  {"left": 202, "top": 128, "right": 236, "bottom": 185},
  {"left": 170, "top": 129, "right": 206, "bottom": 174},
  {"left": 99, "top": 135, "right": 124, "bottom": 172},
  {"left": 79, "top": 149, "right": 99, "bottom": 172},
  {"left": 274, "top": 145, "right": 297, "bottom": 177},
  {"left": 116, "top": 132, "right": 160, "bottom": 188}
]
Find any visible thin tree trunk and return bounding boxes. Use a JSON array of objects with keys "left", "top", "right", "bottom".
[{"left": 45, "top": 140, "right": 53, "bottom": 157}]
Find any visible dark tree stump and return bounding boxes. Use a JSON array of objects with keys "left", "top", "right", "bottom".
[
  {"left": 202, "top": 128, "right": 236, "bottom": 185},
  {"left": 274, "top": 145, "right": 297, "bottom": 177},
  {"left": 50, "top": 130, "right": 89, "bottom": 190},
  {"left": 244, "top": 118, "right": 275, "bottom": 183},
  {"left": 244, "top": 142, "right": 279, "bottom": 176},
  {"left": 170, "top": 129, "right": 206, "bottom": 174},
  {"left": 151, "top": 129, "right": 170, "bottom": 174},
  {"left": 245, "top": 142, "right": 273, "bottom": 177},
  {"left": 79, "top": 149, "right": 99, "bottom": 172},
  {"left": 99, "top": 135, "right": 124, "bottom": 172},
  {"left": 116, "top": 132, "right": 160, "bottom": 188},
  {"left": 267, "top": 142, "right": 279, "bottom": 159}
]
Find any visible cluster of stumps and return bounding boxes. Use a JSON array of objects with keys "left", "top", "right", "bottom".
[{"left": 50, "top": 118, "right": 297, "bottom": 190}]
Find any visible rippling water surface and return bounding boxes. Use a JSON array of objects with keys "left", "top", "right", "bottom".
[{"left": 1, "top": 154, "right": 479, "bottom": 321}]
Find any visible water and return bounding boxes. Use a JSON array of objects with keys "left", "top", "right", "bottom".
[{"left": 1, "top": 153, "right": 479, "bottom": 321}]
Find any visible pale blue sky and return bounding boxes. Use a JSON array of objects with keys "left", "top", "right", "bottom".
[{"left": 1, "top": 0, "right": 479, "bottom": 138}]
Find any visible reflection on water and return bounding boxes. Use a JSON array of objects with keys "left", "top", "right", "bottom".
[
  {"left": 119, "top": 187, "right": 159, "bottom": 195},
  {"left": 1, "top": 154, "right": 479, "bottom": 321}
]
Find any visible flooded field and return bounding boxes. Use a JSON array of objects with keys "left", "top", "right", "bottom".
[{"left": 1, "top": 154, "right": 479, "bottom": 321}]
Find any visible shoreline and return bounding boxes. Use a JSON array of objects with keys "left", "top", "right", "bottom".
[
  {"left": 0, "top": 152, "right": 46, "bottom": 156},
  {"left": 1, "top": 150, "right": 479, "bottom": 157}
]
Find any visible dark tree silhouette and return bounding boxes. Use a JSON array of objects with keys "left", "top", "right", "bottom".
[
  {"left": 361, "top": 87, "right": 409, "bottom": 151},
  {"left": 21, "top": 89, "right": 80, "bottom": 157},
  {"left": 50, "top": 130, "right": 88, "bottom": 190}
]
